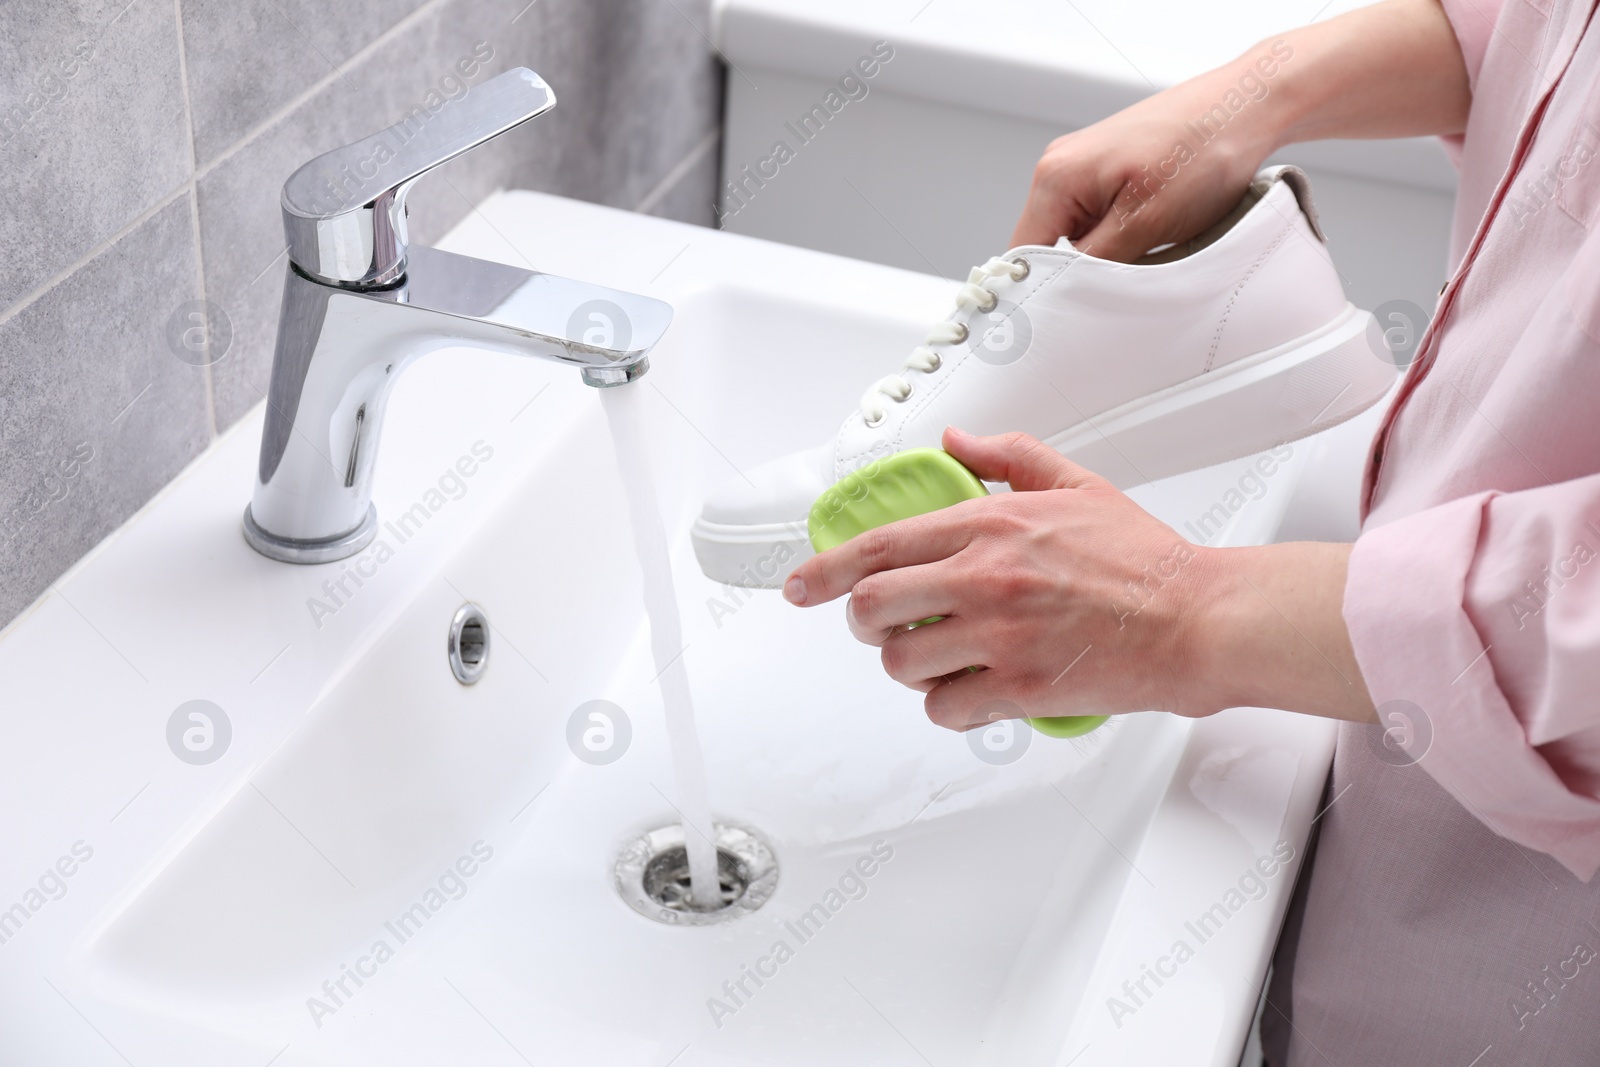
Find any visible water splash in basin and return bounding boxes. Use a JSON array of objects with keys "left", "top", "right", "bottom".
[{"left": 600, "top": 383, "right": 721, "bottom": 910}]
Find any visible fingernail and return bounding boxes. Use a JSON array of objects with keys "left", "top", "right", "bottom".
[
  {"left": 946, "top": 425, "right": 970, "bottom": 439},
  {"left": 783, "top": 575, "right": 807, "bottom": 605}
]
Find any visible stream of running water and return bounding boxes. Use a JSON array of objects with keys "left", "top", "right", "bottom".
[{"left": 600, "top": 384, "right": 721, "bottom": 910}]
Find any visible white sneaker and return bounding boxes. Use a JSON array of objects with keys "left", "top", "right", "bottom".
[{"left": 692, "top": 166, "right": 1395, "bottom": 587}]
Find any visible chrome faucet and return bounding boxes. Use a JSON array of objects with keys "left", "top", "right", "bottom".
[{"left": 242, "top": 67, "right": 673, "bottom": 564}]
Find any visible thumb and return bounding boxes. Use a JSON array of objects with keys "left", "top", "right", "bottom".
[{"left": 943, "top": 428, "right": 1108, "bottom": 492}]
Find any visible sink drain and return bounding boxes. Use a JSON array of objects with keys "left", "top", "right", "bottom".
[{"left": 615, "top": 823, "right": 777, "bottom": 926}]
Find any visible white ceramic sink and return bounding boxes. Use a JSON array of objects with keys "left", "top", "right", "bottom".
[{"left": 0, "top": 191, "right": 1349, "bottom": 1066}]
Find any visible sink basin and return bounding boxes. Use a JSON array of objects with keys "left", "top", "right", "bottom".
[{"left": 0, "top": 191, "right": 1345, "bottom": 1066}]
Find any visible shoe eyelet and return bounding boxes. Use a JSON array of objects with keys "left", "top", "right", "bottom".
[
  {"left": 1009, "top": 256, "right": 1030, "bottom": 281},
  {"left": 951, "top": 323, "right": 969, "bottom": 345},
  {"left": 895, "top": 384, "right": 913, "bottom": 402},
  {"left": 978, "top": 290, "right": 999, "bottom": 313},
  {"left": 864, "top": 411, "right": 886, "bottom": 428},
  {"left": 926, "top": 353, "right": 942, "bottom": 371}
]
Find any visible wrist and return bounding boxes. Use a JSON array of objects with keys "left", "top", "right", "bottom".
[
  {"left": 1177, "top": 544, "right": 1260, "bottom": 714},
  {"left": 1178, "top": 542, "right": 1375, "bottom": 722},
  {"left": 1166, "top": 36, "right": 1303, "bottom": 172}
]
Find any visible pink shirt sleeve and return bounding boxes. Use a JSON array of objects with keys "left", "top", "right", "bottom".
[
  {"left": 1434, "top": 0, "right": 1505, "bottom": 164},
  {"left": 1345, "top": 480, "right": 1600, "bottom": 880},
  {"left": 1440, "top": 0, "right": 1503, "bottom": 87}
]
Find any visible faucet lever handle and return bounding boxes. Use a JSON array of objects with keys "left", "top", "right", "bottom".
[{"left": 280, "top": 67, "right": 555, "bottom": 287}]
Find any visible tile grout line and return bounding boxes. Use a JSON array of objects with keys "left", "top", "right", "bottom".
[
  {"left": 0, "top": 185, "right": 190, "bottom": 333},
  {"left": 0, "top": 0, "right": 454, "bottom": 336},
  {"left": 171, "top": 0, "right": 218, "bottom": 440},
  {"left": 633, "top": 127, "right": 720, "bottom": 216},
  {"left": 193, "top": 0, "right": 454, "bottom": 184}
]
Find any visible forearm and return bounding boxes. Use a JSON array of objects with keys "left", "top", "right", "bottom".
[
  {"left": 1269, "top": 0, "right": 1471, "bottom": 145},
  {"left": 1165, "top": 0, "right": 1471, "bottom": 163},
  {"left": 1191, "top": 542, "right": 1378, "bottom": 723}
]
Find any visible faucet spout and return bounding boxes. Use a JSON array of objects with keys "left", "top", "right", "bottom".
[{"left": 391, "top": 244, "right": 670, "bottom": 385}]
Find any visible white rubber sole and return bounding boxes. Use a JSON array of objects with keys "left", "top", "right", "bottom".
[{"left": 691, "top": 304, "right": 1393, "bottom": 588}]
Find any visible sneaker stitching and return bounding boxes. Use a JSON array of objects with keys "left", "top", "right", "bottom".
[{"left": 1204, "top": 223, "right": 1291, "bottom": 374}]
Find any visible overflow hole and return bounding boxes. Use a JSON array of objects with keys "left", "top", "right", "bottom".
[{"left": 448, "top": 603, "right": 490, "bottom": 685}]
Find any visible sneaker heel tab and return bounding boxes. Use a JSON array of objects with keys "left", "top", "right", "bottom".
[{"left": 1256, "top": 164, "right": 1327, "bottom": 242}]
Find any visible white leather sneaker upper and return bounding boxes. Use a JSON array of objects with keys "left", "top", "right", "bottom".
[
  {"left": 826, "top": 171, "right": 1346, "bottom": 480},
  {"left": 701, "top": 443, "right": 837, "bottom": 527}
]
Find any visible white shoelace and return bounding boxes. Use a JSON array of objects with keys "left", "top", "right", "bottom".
[{"left": 858, "top": 256, "right": 1030, "bottom": 427}]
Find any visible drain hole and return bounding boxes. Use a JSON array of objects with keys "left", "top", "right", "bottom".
[
  {"left": 447, "top": 603, "right": 490, "bottom": 685},
  {"left": 644, "top": 845, "right": 749, "bottom": 912},
  {"left": 616, "top": 823, "right": 778, "bottom": 926}
]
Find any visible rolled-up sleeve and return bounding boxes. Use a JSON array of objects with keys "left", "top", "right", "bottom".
[
  {"left": 1434, "top": 0, "right": 1505, "bottom": 166},
  {"left": 1345, "top": 478, "right": 1600, "bottom": 880},
  {"left": 1440, "top": 0, "right": 1501, "bottom": 88}
]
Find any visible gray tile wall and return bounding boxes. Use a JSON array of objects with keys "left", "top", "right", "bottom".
[{"left": 0, "top": 0, "right": 723, "bottom": 627}]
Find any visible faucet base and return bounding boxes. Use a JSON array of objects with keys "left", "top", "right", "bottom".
[{"left": 242, "top": 504, "right": 378, "bottom": 564}]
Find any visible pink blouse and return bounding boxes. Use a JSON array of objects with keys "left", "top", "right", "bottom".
[
  {"left": 1345, "top": 0, "right": 1600, "bottom": 880},
  {"left": 1263, "top": 4, "right": 1600, "bottom": 1062}
]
